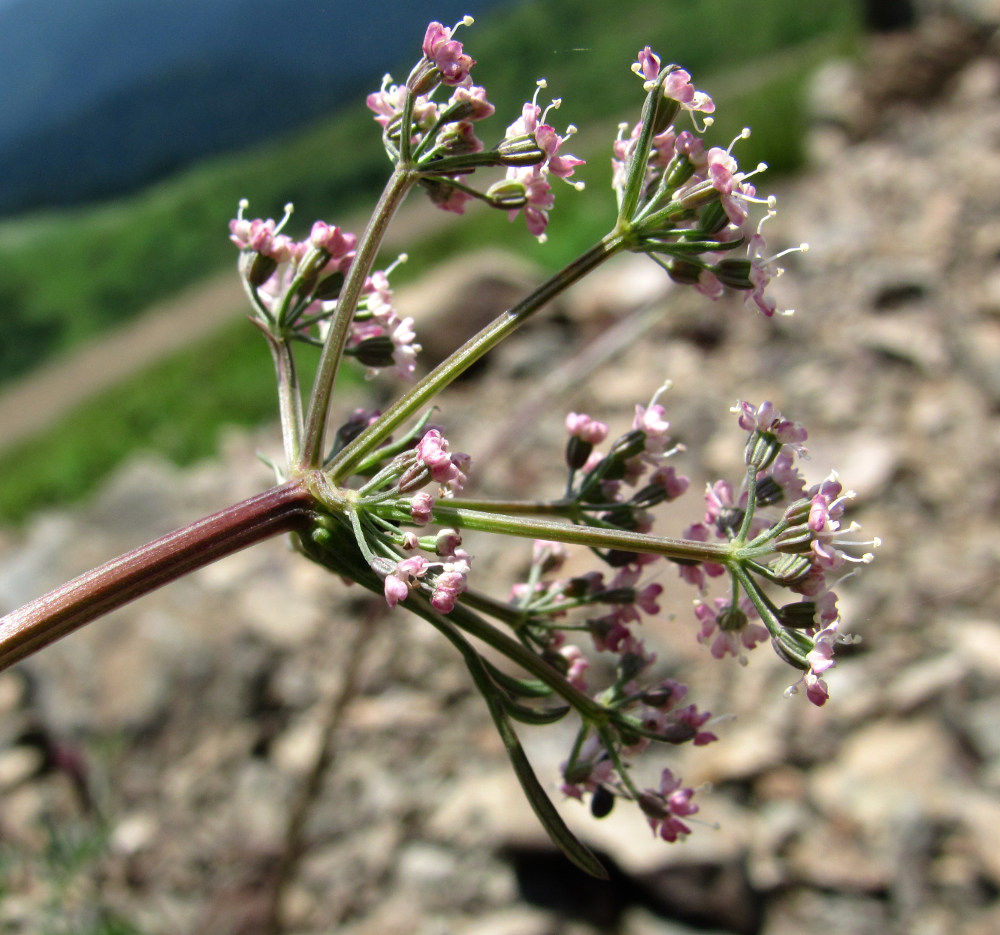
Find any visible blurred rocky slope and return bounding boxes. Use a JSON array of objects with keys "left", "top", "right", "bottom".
[{"left": 1, "top": 12, "right": 1000, "bottom": 935}]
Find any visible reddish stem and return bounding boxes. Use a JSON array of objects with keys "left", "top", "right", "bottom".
[{"left": 0, "top": 479, "right": 316, "bottom": 672}]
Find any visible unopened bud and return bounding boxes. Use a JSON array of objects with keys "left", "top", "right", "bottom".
[
  {"left": 715, "top": 506, "right": 744, "bottom": 536},
  {"left": 718, "top": 605, "right": 749, "bottom": 632},
  {"left": 605, "top": 549, "right": 639, "bottom": 568},
  {"left": 770, "top": 627, "right": 812, "bottom": 671},
  {"left": 498, "top": 134, "right": 546, "bottom": 167},
  {"left": 744, "top": 429, "right": 782, "bottom": 471},
  {"left": 608, "top": 429, "right": 647, "bottom": 462},
  {"left": 313, "top": 270, "right": 345, "bottom": 301},
  {"left": 246, "top": 252, "right": 278, "bottom": 287},
  {"left": 350, "top": 335, "right": 395, "bottom": 368},
  {"left": 641, "top": 684, "right": 679, "bottom": 708},
  {"left": 666, "top": 258, "right": 702, "bottom": 286},
  {"left": 565, "top": 435, "right": 593, "bottom": 471},
  {"left": 768, "top": 554, "right": 813, "bottom": 584},
  {"left": 597, "top": 587, "right": 637, "bottom": 605},
  {"left": 648, "top": 66, "right": 684, "bottom": 135},
  {"left": 696, "top": 200, "right": 730, "bottom": 235},
  {"left": 485, "top": 178, "right": 528, "bottom": 209},
  {"left": 714, "top": 258, "right": 754, "bottom": 290},
  {"left": 755, "top": 476, "right": 785, "bottom": 507},
  {"left": 590, "top": 785, "right": 615, "bottom": 819},
  {"left": 778, "top": 600, "right": 820, "bottom": 630}
]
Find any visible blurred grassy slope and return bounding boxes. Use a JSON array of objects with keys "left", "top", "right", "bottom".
[
  {"left": 0, "top": 0, "right": 860, "bottom": 523},
  {"left": 0, "top": 0, "right": 858, "bottom": 380}
]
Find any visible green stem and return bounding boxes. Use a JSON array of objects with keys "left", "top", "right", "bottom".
[
  {"left": 326, "top": 234, "right": 625, "bottom": 481},
  {"left": 300, "top": 165, "right": 417, "bottom": 468},
  {"left": 431, "top": 504, "right": 733, "bottom": 564},
  {"left": 443, "top": 497, "right": 577, "bottom": 517},
  {"left": 264, "top": 331, "right": 303, "bottom": 465}
]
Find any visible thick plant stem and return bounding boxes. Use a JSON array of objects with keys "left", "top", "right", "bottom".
[
  {"left": 300, "top": 166, "right": 416, "bottom": 468},
  {"left": 0, "top": 480, "right": 317, "bottom": 673}
]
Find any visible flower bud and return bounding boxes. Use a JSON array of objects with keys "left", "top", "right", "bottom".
[
  {"left": 498, "top": 134, "right": 546, "bottom": 167},
  {"left": 565, "top": 435, "right": 594, "bottom": 471},
  {"left": 608, "top": 429, "right": 647, "bottom": 462},
  {"left": 714, "top": 258, "right": 754, "bottom": 290},
  {"left": 605, "top": 549, "right": 639, "bottom": 568},
  {"left": 542, "top": 648, "right": 570, "bottom": 675},
  {"left": 754, "top": 475, "right": 785, "bottom": 507},
  {"left": 485, "top": 178, "right": 528, "bottom": 209},
  {"left": 718, "top": 605, "right": 749, "bottom": 632},
  {"left": 778, "top": 600, "right": 820, "bottom": 630},
  {"left": 350, "top": 335, "right": 395, "bottom": 368},
  {"left": 666, "top": 258, "right": 703, "bottom": 286},
  {"left": 662, "top": 156, "right": 697, "bottom": 192},
  {"left": 245, "top": 252, "right": 278, "bottom": 288},
  {"left": 641, "top": 684, "right": 680, "bottom": 708},
  {"left": 597, "top": 587, "right": 637, "bottom": 605},
  {"left": 600, "top": 507, "right": 637, "bottom": 531},
  {"left": 313, "top": 270, "right": 345, "bottom": 301},
  {"left": 714, "top": 506, "right": 744, "bottom": 536},
  {"left": 590, "top": 785, "right": 615, "bottom": 819},
  {"left": 648, "top": 68, "right": 683, "bottom": 136},
  {"left": 744, "top": 429, "right": 783, "bottom": 472},
  {"left": 770, "top": 628, "right": 812, "bottom": 671},
  {"left": 696, "top": 200, "right": 730, "bottom": 235},
  {"left": 768, "top": 553, "right": 813, "bottom": 585},
  {"left": 631, "top": 483, "right": 669, "bottom": 509},
  {"left": 407, "top": 59, "right": 440, "bottom": 96},
  {"left": 618, "top": 652, "right": 650, "bottom": 682},
  {"left": 674, "top": 178, "right": 719, "bottom": 213}
]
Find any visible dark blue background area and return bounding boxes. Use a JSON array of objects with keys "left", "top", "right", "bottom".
[{"left": 0, "top": 0, "right": 512, "bottom": 215}]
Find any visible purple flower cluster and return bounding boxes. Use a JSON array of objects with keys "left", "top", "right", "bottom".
[
  {"left": 339, "top": 422, "right": 474, "bottom": 614},
  {"left": 366, "top": 19, "right": 584, "bottom": 240},
  {"left": 229, "top": 202, "right": 420, "bottom": 380},
  {"left": 674, "top": 401, "right": 876, "bottom": 706},
  {"left": 613, "top": 47, "right": 806, "bottom": 317}
]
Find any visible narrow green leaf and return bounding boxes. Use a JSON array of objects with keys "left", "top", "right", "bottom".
[
  {"left": 490, "top": 701, "right": 608, "bottom": 879},
  {"left": 481, "top": 658, "right": 554, "bottom": 699},
  {"left": 412, "top": 600, "right": 608, "bottom": 879},
  {"left": 501, "top": 698, "right": 571, "bottom": 726}
]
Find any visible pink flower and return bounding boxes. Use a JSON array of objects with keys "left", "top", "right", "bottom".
[
  {"left": 639, "top": 768, "right": 699, "bottom": 843},
  {"left": 415, "top": 429, "right": 470, "bottom": 493},
  {"left": 410, "top": 491, "right": 434, "bottom": 526},
  {"left": 308, "top": 221, "right": 356, "bottom": 259},
  {"left": 633, "top": 402, "right": 671, "bottom": 440},
  {"left": 694, "top": 597, "right": 769, "bottom": 663},
  {"left": 649, "top": 465, "right": 690, "bottom": 501},
  {"left": 422, "top": 20, "right": 475, "bottom": 86},
  {"left": 734, "top": 401, "right": 808, "bottom": 451},
  {"left": 566, "top": 412, "right": 608, "bottom": 444},
  {"left": 430, "top": 569, "right": 467, "bottom": 612},
  {"left": 695, "top": 269, "right": 724, "bottom": 300},
  {"left": 505, "top": 169, "right": 554, "bottom": 239},
  {"left": 383, "top": 556, "right": 429, "bottom": 608},
  {"left": 706, "top": 147, "right": 750, "bottom": 226},
  {"left": 559, "top": 644, "right": 590, "bottom": 692}
]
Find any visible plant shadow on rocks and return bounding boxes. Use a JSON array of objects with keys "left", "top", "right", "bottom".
[{"left": 499, "top": 843, "right": 763, "bottom": 934}]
